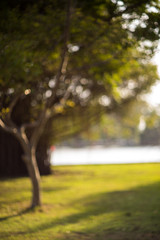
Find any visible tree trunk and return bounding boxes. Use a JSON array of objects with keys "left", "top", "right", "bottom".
[{"left": 23, "top": 147, "right": 41, "bottom": 208}]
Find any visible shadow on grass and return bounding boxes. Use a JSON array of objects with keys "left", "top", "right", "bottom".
[
  {"left": 42, "top": 186, "right": 69, "bottom": 193},
  {"left": 1, "top": 182, "right": 160, "bottom": 240},
  {"left": 0, "top": 186, "right": 69, "bottom": 222},
  {"left": 0, "top": 185, "right": 68, "bottom": 207},
  {"left": 0, "top": 206, "right": 40, "bottom": 222}
]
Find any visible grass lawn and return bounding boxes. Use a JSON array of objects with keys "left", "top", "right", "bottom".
[{"left": 0, "top": 163, "right": 160, "bottom": 240}]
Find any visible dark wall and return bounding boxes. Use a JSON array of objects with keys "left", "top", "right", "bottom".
[{"left": 0, "top": 128, "right": 51, "bottom": 177}]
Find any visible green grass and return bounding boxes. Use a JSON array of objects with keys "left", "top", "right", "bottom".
[{"left": 0, "top": 163, "right": 160, "bottom": 240}]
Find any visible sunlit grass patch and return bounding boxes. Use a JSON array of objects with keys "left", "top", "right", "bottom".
[{"left": 0, "top": 163, "right": 160, "bottom": 240}]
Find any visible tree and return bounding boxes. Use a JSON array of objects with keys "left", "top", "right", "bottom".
[
  {"left": 0, "top": 0, "right": 160, "bottom": 208},
  {"left": 139, "top": 106, "right": 160, "bottom": 145},
  {"left": 0, "top": 96, "right": 52, "bottom": 177}
]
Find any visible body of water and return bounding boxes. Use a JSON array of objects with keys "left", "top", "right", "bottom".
[{"left": 51, "top": 146, "right": 160, "bottom": 166}]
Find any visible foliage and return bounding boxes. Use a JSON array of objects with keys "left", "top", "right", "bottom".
[
  {"left": 0, "top": 0, "right": 159, "bottom": 120},
  {"left": 74, "top": 100, "right": 147, "bottom": 146},
  {"left": 139, "top": 107, "right": 160, "bottom": 145}
]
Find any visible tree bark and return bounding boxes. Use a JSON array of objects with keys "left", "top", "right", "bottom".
[{"left": 23, "top": 147, "right": 41, "bottom": 207}]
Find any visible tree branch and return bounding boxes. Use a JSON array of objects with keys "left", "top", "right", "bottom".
[
  {"left": 47, "top": 0, "right": 72, "bottom": 108},
  {"left": 21, "top": 121, "right": 39, "bottom": 132},
  {"left": 48, "top": 75, "right": 80, "bottom": 119},
  {"left": 6, "top": 93, "right": 22, "bottom": 121},
  {"left": 0, "top": 117, "right": 30, "bottom": 149},
  {"left": 3, "top": 92, "right": 23, "bottom": 129},
  {"left": 0, "top": 118, "right": 15, "bottom": 134},
  {"left": 62, "top": 75, "right": 80, "bottom": 102},
  {"left": 30, "top": 108, "right": 50, "bottom": 149}
]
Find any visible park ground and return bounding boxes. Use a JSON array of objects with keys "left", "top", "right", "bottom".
[{"left": 0, "top": 163, "right": 160, "bottom": 240}]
